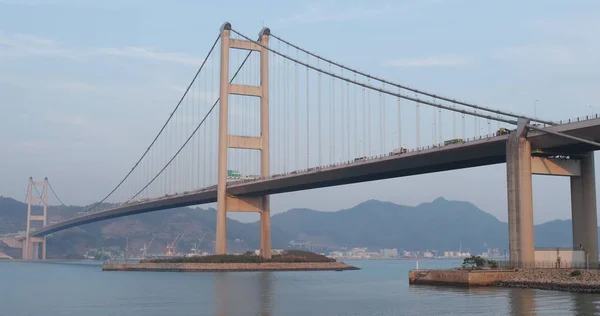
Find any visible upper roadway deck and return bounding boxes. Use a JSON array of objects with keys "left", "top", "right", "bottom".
[{"left": 31, "top": 117, "right": 600, "bottom": 237}]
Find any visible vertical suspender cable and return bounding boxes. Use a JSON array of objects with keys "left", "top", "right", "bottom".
[
  {"left": 397, "top": 88, "right": 401, "bottom": 149},
  {"left": 295, "top": 49, "right": 300, "bottom": 171},
  {"left": 346, "top": 81, "right": 350, "bottom": 160},
  {"left": 415, "top": 93, "right": 420, "bottom": 149},
  {"left": 306, "top": 52, "right": 310, "bottom": 169},
  {"left": 341, "top": 69, "right": 345, "bottom": 161},
  {"left": 317, "top": 59, "right": 322, "bottom": 167}
]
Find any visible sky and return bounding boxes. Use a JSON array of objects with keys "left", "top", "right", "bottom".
[{"left": 1, "top": 0, "right": 599, "bottom": 224}]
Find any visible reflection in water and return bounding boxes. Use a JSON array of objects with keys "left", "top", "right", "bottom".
[
  {"left": 410, "top": 284, "right": 600, "bottom": 316},
  {"left": 215, "top": 272, "right": 274, "bottom": 316},
  {"left": 509, "top": 288, "right": 536, "bottom": 316},
  {"left": 571, "top": 292, "right": 600, "bottom": 316}
]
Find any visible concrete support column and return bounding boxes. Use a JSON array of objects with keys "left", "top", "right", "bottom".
[
  {"left": 32, "top": 242, "right": 39, "bottom": 260},
  {"left": 506, "top": 131, "right": 535, "bottom": 267},
  {"left": 215, "top": 23, "right": 231, "bottom": 255},
  {"left": 258, "top": 28, "right": 271, "bottom": 259},
  {"left": 260, "top": 197, "right": 271, "bottom": 258},
  {"left": 570, "top": 153, "right": 598, "bottom": 267},
  {"left": 42, "top": 236, "right": 47, "bottom": 260}
]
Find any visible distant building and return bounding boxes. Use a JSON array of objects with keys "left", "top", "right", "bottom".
[{"left": 380, "top": 248, "right": 398, "bottom": 258}]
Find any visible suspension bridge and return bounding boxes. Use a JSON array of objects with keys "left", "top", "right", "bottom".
[{"left": 17, "top": 22, "right": 600, "bottom": 267}]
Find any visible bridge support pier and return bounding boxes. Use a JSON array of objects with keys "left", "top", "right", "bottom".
[
  {"left": 506, "top": 120, "right": 535, "bottom": 267},
  {"left": 570, "top": 153, "right": 598, "bottom": 267},
  {"left": 216, "top": 23, "right": 272, "bottom": 258},
  {"left": 507, "top": 118, "right": 598, "bottom": 268}
]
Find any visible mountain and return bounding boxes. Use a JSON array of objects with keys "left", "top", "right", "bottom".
[
  {"left": 0, "top": 195, "right": 595, "bottom": 258},
  {"left": 268, "top": 197, "right": 598, "bottom": 253},
  {"left": 0, "top": 196, "right": 292, "bottom": 259}
]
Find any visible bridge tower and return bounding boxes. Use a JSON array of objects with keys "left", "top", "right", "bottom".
[
  {"left": 507, "top": 119, "right": 598, "bottom": 267},
  {"left": 23, "top": 177, "right": 48, "bottom": 260},
  {"left": 216, "top": 23, "right": 272, "bottom": 258}
]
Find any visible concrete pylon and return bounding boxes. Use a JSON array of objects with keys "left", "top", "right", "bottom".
[
  {"left": 570, "top": 153, "right": 598, "bottom": 267},
  {"left": 23, "top": 177, "right": 48, "bottom": 260},
  {"left": 215, "top": 23, "right": 272, "bottom": 258},
  {"left": 506, "top": 119, "right": 535, "bottom": 267}
]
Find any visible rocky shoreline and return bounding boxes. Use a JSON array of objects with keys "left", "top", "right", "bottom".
[
  {"left": 494, "top": 268, "right": 600, "bottom": 293},
  {"left": 102, "top": 261, "right": 359, "bottom": 272}
]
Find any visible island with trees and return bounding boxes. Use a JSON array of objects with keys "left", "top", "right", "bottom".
[{"left": 102, "top": 250, "right": 359, "bottom": 272}]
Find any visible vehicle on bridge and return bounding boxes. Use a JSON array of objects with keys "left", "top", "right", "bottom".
[
  {"left": 443, "top": 138, "right": 464, "bottom": 146},
  {"left": 227, "top": 169, "right": 242, "bottom": 179},
  {"left": 496, "top": 127, "right": 510, "bottom": 135},
  {"left": 354, "top": 157, "right": 367, "bottom": 162},
  {"left": 390, "top": 147, "right": 408, "bottom": 155},
  {"left": 532, "top": 148, "right": 544, "bottom": 156}
]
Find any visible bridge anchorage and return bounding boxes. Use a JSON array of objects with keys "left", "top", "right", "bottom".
[{"left": 22, "top": 22, "right": 600, "bottom": 265}]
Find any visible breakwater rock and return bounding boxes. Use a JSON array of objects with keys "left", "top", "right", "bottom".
[{"left": 495, "top": 268, "right": 600, "bottom": 293}]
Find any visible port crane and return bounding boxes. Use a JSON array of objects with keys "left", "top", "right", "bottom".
[
  {"left": 140, "top": 234, "right": 156, "bottom": 258},
  {"left": 166, "top": 233, "right": 183, "bottom": 256},
  {"left": 191, "top": 232, "right": 207, "bottom": 254}
]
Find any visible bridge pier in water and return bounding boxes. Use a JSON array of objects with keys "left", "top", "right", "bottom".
[
  {"left": 216, "top": 23, "right": 272, "bottom": 258},
  {"left": 507, "top": 119, "right": 598, "bottom": 267},
  {"left": 570, "top": 153, "right": 598, "bottom": 267}
]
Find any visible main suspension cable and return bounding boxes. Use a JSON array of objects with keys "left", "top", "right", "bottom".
[
  {"left": 84, "top": 34, "right": 221, "bottom": 213},
  {"left": 47, "top": 180, "right": 66, "bottom": 206},
  {"left": 269, "top": 33, "right": 554, "bottom": 126},
  {"left": 232, "top": 29, "right": 517, "bottom": 125},
  {"left": 129, "top": 50, "right": 254, "bottom": 201}
]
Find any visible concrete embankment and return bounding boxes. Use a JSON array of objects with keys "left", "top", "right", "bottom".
[
  {"left": 495, "top": 268, "right": 600, "bottom": 293},
  {"left": 409, "top": 269, "right": 515, "bottom": 286},
  {"left": 102, "top": 261, "right": 359, "bottom": 272},
  {"left": 409, "top": 268, "right": 600, "bottom": 293}
]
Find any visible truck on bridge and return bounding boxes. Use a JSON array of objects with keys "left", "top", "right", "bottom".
[{"left": 444, "top": 138, "right": 464, "bottom": 146}]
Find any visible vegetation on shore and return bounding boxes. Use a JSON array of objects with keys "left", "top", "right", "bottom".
[
  {"left": 140, "top": 250, "right": 337, "bottom": 264},
  {"left": 461, "top": 255, "right": 499, "bottom": 269}
]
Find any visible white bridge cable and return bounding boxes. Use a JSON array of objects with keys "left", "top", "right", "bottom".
[
  {"left": 128, "top": 49, "right": 255, "bottom": 201},
  {"left": 82, "top": 34, "right": 222, "bottom": 212},
  {"left": 47, "top": 180, "right": 66, "bottom": 206},
  {"left": 269, "top": 33, "right": 555, "bottom": 126},
  {"left": 231, "top": 30, "right": 518, "bottom": 126}
]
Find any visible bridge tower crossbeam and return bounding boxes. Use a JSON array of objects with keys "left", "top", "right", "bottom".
[
  {"left": 23, "top": 177, "right": 48, "bottom": 260},
  {"left": 216, "top": 23, "right": 272, "bottom": 258}
]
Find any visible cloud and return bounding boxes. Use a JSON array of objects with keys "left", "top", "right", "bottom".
[
  {"left": 49, "top": 81, "right": 105, "bottom": 93},
  {"left": 276, "top": 1, "right": 391, "bottom": 26},
  {"left": 44, "top": 113, "right": 93, "bottom": 127},
  {"left": 0, "top": 31, "right": 205, "bottom": 66},
  {"left": 16, "top": 139, "right": 91, "bottom": 150},
  {"left": 491, "top": 45, "right": 578, "bottom": 65},
  {"left": 91, "top": 47, "right": 205, "bottom": 66},
  {"left": 490, "top": 14, "right": 599, "bottom": 68},
  {"left": 0, "top": 0, "right": 147, "bottom": 8},
  {"left": 382, "top": 56, "right": 473, "bottom": 68},
  {"left": 0, "top": 31, "right": 74, "bottom": 59}
]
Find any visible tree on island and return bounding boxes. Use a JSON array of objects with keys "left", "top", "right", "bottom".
[{"left": 462, "top": 255, "right": 498, "bottom": 269}]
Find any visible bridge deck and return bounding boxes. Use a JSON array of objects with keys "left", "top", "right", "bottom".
[{"left": 31, "top": 118, "right": 600, "bottom": 237}]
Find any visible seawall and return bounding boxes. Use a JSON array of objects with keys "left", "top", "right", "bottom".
[
  {"left": 102, "top": 261, "right": 359, "bottom": 272},
  {"left": 409, "top": 269, "right": 515, "bottom": 286},
  {"left": 496, "top": 268, "right": 600, "bottom": 293},
  {"left": 409, "top": 268, "right": 600, "bottom": 293}
]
